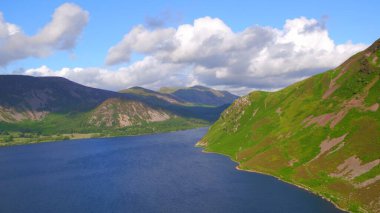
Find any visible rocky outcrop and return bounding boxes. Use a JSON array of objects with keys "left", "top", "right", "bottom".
[
  {"left": 331, "top": 156, "right": 380, "bottom": 180},
  {"left": 88, "top": 98, "right": 172, "bottom": 127}
]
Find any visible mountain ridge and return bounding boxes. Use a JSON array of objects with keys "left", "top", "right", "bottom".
[
  {"left": 170, "top": 85, "right": 238, "bottom": 106},
  {"left": 0, "top": 75, "right": 236, "bottom": 145},
  {"left": 121, "top": 85, "right": 239, "bottom": 107}
]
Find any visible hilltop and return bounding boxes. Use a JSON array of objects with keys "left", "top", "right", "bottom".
[{"left": 198, "top": 38, "right": 380, "bottom": 212}]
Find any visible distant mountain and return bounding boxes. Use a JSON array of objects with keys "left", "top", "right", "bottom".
[
  {"left": 198, "top": 38, "right": 380, "bottom": 212},
  {"left": 0, "top": 75, "right": 117, "bottom": 121},
  {"left": 171, "top": 85, "right": 238, "bottom": 106},
  {"left": 0, "top": 76, "right": 230, "bottom": 145},
  {"left": 156, "top": 85, "right": 238, "bottom": 106},
  {"left": 158, "top": 86, "right": 184, "bottom": 94},
  {"left": 119, "top": 86, "right": 185, "bottom": 105}
]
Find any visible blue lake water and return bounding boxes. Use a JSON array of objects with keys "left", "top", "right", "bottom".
[{"left": 0, "top": 128, "right": 344, "bottom": 213}]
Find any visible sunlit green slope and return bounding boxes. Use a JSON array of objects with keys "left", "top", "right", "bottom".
[{"left": 198, "top": 38, "right": 380, "bottom": 213}]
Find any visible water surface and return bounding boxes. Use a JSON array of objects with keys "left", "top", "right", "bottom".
[{"left": 0, "top": 128, "right": 344, "bottom": 213}]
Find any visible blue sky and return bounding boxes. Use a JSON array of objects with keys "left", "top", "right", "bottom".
[{"left": 0, "top": 0, "right": 378, "bottom": 94}]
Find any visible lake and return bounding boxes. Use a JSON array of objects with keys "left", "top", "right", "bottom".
[{"left": 0, "top": 128, "right": 344, "bottom": 213}]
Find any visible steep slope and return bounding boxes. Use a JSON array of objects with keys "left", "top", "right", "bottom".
[
  {"left": 198, "top": 39, "right": 380, "bottom": 212},
  {"left": 0, "top": 75, "right": 119, "bottom": 122}
]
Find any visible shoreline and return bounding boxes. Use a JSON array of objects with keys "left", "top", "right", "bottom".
[
  {"left": 0, "top": 126, "right": 210, "bottom": 148},
  {"left": 200, "top": 149, "right": 349, "bottom": 213}
]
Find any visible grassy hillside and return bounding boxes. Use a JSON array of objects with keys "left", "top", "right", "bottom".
[
  {"left": 198, "top": 39, "right": 380, "bottom": 212},
  {"left": 0, "top": 76, "right": 230, "bottom": 146}
]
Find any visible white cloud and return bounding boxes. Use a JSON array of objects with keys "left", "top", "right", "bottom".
[
  {"left": 23, "top": 16, "right": 367, "bottom": 96},
  {"left": 105, "top": 26, "right": 176, "bottom": 65},
  {"left": 24, "top": 57, "right": 191, "bottom": 91},
  {"left": 104, "top": 16, "right": 366, "bottom": 92},
  {"left": 0, "top": 3, "right": 88, "bottom": 66}
]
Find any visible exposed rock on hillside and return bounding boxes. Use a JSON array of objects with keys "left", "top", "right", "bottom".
[
  {"left": 89, "top": 98, "right": 172, "bottom": 127},
  {"left": 199, "top": 38, "right": 380, "bottom": 212}
]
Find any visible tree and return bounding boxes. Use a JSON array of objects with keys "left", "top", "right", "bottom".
[{"left": 4, "top": 135, "right": 13, "bottom": 142}]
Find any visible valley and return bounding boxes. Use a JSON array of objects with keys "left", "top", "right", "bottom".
[{"left": 0, "top": 75, "right": 237, "bottom": 146}]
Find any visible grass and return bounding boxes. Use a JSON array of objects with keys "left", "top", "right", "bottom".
[
  {"left": 198, "top": 45, "right": 380, "bottom": 213},
  {"left": 0, "top": 116, "right": 209, "bottom": 146}
]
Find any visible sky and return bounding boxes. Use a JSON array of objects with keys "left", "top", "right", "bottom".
[{"left": 0, "top": 0, "right": 378, "bottom": 95}]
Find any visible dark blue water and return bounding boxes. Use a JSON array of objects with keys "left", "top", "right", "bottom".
[{"left": 0, "top": 128, "right": 343, "bottom": 213}]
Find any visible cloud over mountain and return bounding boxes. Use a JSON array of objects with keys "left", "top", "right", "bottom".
[
  {"left": 24, "top": 16, "right": 366, "bottom": 95},
  {"left": 24, "top": 57, "right": 189, "bottom": 91},
  {"left": 104, "top": 16, "right": 365, "bottom": 91}
]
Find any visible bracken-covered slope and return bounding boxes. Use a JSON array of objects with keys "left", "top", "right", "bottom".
[{"left": 198, "top": 39, "right": 380, "bottom": 212}]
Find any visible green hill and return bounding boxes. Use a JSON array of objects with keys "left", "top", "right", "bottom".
[
  {"left": 0, "top": 76, "right": 230, "bottom": 146},
  {"left": 197, "top": 38, "right": 380, "bottom": 212}
]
